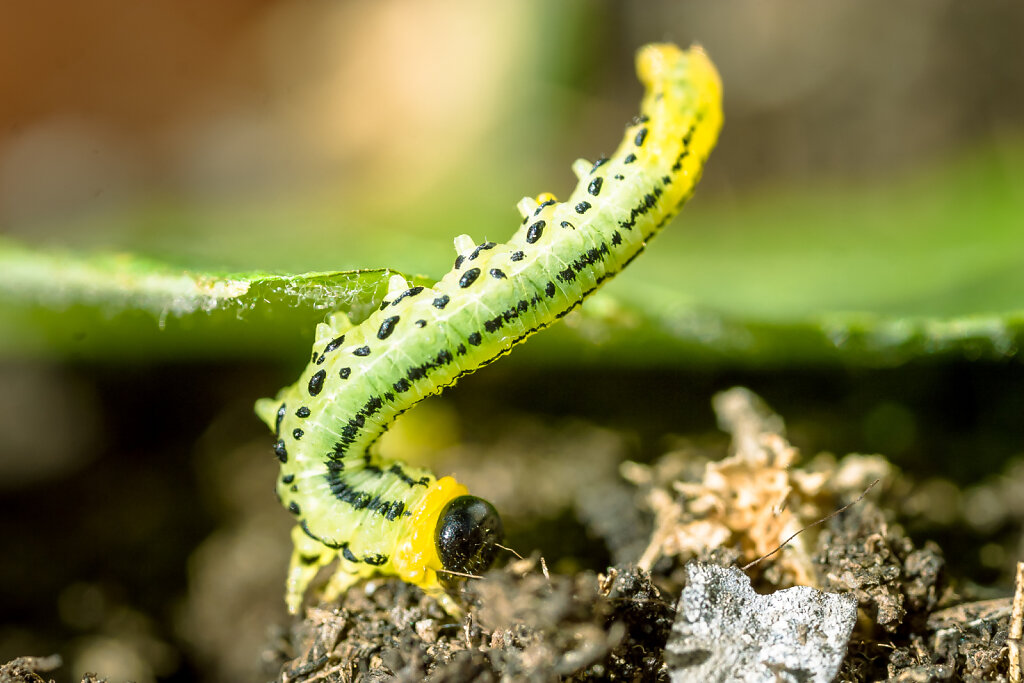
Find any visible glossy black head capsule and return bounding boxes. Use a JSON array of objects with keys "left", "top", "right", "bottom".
[{"left": 435, "top": 495, "right": 503, "bottom": 589}]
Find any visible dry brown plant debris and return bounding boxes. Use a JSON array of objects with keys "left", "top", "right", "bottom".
[{"left": 625, "top": 386, "right": 870, "bottom": 588}]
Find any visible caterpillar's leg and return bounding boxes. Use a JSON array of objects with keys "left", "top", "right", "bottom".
[
  {"left": 320, "top": 563, "right": 368, "bottom": 605},
  {"left": 421, "top": 582, "right": 464, "bottom": 618},
  {"left": 285, "top": 525, "right": 336, "bottom": 615},
  {"left": 320, "top": 311, "right": 354, "bottom": 340},
  {"left": 253, "top": 394, "right": 287, "bottom": 432},
  {"left": 257, "top": 310, "right": 356, "bottom": 427}
]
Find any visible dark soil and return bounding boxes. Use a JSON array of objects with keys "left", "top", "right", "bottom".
[{"left": 2, "top": 364, "right": 1023, "bottom": 682}]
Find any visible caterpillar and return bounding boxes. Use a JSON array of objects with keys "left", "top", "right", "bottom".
[{"left": 255, "top": 43, "right": 722, "bottom": 615}]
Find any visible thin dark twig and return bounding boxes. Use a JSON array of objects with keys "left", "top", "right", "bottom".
[
  {"left": 494, "top": 542, "right": 524, "bottom": 560},
  {"left": 437, "top": 568, "right": 484, "bottom": 580},
  {"left": 742, "top": 479, "right": 880, "bottom": 572}
]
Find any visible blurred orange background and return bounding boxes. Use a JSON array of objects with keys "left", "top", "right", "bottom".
[{"left": 2, "top": 1, "right": 1021, "bottom": 256}]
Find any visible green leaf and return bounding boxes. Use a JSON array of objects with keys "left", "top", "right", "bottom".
[
  {"left": 0, "top": 238, "right": 424, "bottom": 360},
  {"left": 2, "top": 144, "right": 1022, "bottom": 365}
]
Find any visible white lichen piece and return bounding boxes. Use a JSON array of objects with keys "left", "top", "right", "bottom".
[{"left": 666, "top": 562, "right": 857, "bottom": 683}]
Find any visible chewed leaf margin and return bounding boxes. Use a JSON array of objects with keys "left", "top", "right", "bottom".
[
  {"left": 0, "top": 237, "right": 429, "bottom": 318},
  {"left": 0, "top": 238, "right": 431, "bottom": 359}
]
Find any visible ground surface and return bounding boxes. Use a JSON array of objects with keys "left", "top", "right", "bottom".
[{"left": 3, "top": 365, "right": 1023, "bottom": 682}]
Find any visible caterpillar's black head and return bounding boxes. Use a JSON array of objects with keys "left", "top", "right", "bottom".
[{"left": 435, "top": 495, "right": 503, "bottom": 589}]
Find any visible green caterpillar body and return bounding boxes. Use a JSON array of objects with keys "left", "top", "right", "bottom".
[{"left": 256, "top": 43, "right": 723, "bottom": 614}]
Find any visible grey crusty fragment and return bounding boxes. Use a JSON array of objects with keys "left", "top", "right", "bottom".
[{"left": 667, "top": 562, "right": 857, "bottom": 683}]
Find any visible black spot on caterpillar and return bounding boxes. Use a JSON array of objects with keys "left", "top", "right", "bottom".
[
  {"left": 458, "top": 268, "right": 481, "bottom": 288},
  {"left": 255, "top": 43, "right": 723, "bottom": 615}
]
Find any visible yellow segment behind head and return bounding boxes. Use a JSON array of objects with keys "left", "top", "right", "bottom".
[{"left": 391, "top": 476, "right": 469, "bottom": 589}]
